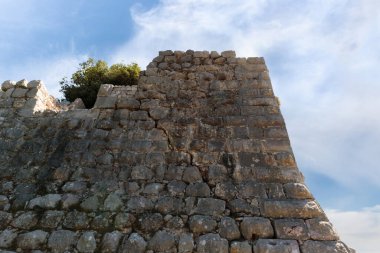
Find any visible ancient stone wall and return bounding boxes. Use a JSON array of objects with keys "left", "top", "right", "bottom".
[{"left": 0, "top": 50, "right": 353, "bottom": 252}]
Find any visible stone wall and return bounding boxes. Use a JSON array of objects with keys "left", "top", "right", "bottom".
[{"left": 0, "top": 50, "right": 354, "bottom": 252}]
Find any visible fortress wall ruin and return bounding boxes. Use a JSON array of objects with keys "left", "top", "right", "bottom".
[{"left": 0, "top": 50, "right": 353, "bottom": 252}]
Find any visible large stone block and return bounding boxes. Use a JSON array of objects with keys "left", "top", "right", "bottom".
[
  {"left": 261, "top": 200, "right": 324, "bottom": 219},
  {"left": 253, "top": 239, "right": 300, "bottom": 253}
]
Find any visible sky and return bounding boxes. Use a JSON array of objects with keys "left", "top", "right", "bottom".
[{"left": 0, "top": 0, "right": 379, "bottom": 251}]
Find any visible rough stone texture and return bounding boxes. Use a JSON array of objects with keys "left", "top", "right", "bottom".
[
  {"left": 197, "top": 233, "right": 228, "bottom": 253},
  {"left": 240, "top": 217, "right": 274, "bottom": 240},
  {"left": 16, "top": 230, "right": 48, "bottom": 250},
  {"left": 77, "top": 231, "right": 97, "bottom": 253},
  {"left": 253, "top": 239, "right": 300, "bottom": 253},
  {"left": 230, "top": 241, "right": 252, "bottom": 253},
  {"left": 0, "top": 51, "right": 352, "bottom": 252},
  {"left": 47, "top": 230, "right": 77, "bottom": 253}
]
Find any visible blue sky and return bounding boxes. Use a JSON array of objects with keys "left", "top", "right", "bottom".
[{"left": 1, "top": 0, "right": 379, "bottom": 251}]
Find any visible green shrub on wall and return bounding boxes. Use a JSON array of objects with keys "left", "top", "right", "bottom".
[{"left": 60, "top": 58, "right": 140, "bottom": 108}]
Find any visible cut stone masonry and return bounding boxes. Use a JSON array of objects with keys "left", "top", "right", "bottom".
[{"left": 0, "top": 50, "right": 354, "bottom": 252}]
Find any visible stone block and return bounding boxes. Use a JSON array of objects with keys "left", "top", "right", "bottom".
[
  {"left": 300, "top": 240, "right": 350, "bottom": 253},
  {"left": 80, "top": 195, "right": 100, "bottom": 212},
  {"left": 194, "top": 198, "right": 226, "bottom": 216},
  {"left": 16, "top": 230, "right": 48, "bottom": 250},
  {"left": 77, "top": 231, "right": 96, "bottom": 253},
  {"left": 11, "top": 211, "right": 38, "bottom": 229},
  {"left": 155, "top": 196, "right": 184, "bottom": 214},
  {"left": 48, "top": 230, "right": 77, "bottom": 253},
  {"left": 240, "top": 217, "right": 273, "bottom": 240},
  {"left": 230, "top": 241, "right": 252, "bottom": 253},
  {"left": 186, "top": 182, "right": 210, "bottom": 197},
  {"left": 197, "top": 233, "right": 228, "bottom": 253},
  {"left": 262, "top": 200, "right": 323, "bottom": 219},
  {"left": 189, "top": 215, "right": 217, "bottom": 233},
  {"left": 228, "top": 198, "right": 260, "bottom": 215},
  {"left": 219, "top": 217, "right": 241, "bottom": 240},
  {"left": 0, "top": 211, "right": 12, "bottom": 229},
  {"left": 253, "top": 239, "right": 300, "bottom": 253},
  {"left": 93, "top": 96, "right": 117, "bottom": 109},
  {"left": 148, "top": 230, "right": 176, "bottom": 251},
  {"left": 127, "top": 196, "right": 154, "bottom": 213},
  {"left": 0, "top": 229, "right": 18, "bottom": 248},
  {"left": 114, "top": 212, "right": 136, "bottom": 230},
  {"left": 39, "top": 210, "right": 65, "bottom": 229},
  {"left": 306, "top": 218, "right": 339, "bottom": 240},
  {"left": 28, "top": 194, "right": 61, "bottom": 209},
  {"left": 1, "top": 80, "right": 15, "bottom": 91},
  {"left": 167, "top": 181, "right": 187, "bottom": 196},
  {"left": 178, "top": 233, "right": 194, "bottom": 253},
  {"left": 214, "top": 182, "right": 237, "bottom": 200},
  {"left": 273, "top": 219, "right": 309, "bottom": 240},
  {"left": 104, "top": 193, "right": 123, "bottom": 211},
  {"left": 117, "top": 97, "right": 140, "bottom": 109},
  {"left": 284, "top": 183, "right": 313, "bottom": 199},
  {"left": 11, "top": 88, "right": 28, "bottom": 98},
  {"left": 138, "top": 213, "right": 163, "bottom": 232},
  {"left": 63, "top": 211, "right": 90, "bottom": 229},
  {"left": 101, "top": 231, "right": 123, "bottom": 253},
  {"left": 221, "top": 50, "right": 236, "bottom": 58},
  {"left": 15, "top": 79, "right": 28, "bottom": 88},
  {"left": 182, "top": 166, "right": 203, "bottom": 183},
  {"left": 119, "top": 233, "right": 147, "bottom": 253}
]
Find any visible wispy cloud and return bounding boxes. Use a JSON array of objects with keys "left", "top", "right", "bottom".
[
  {"left": 327, "top": 206, "right": 380, "bottom": 253},
  {"left": 112, "top": 0, "right": 380, "bottom": 191}
]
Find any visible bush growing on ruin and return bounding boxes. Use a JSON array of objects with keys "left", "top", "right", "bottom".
[{"left": 60, "top": 58, "right": 140, "bottom": 108}]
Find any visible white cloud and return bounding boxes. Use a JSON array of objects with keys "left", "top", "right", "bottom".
[
  {"left": 327, "top": 206, "right": 380, "bottom": 253},
  {"left": 112, "top": 0, "right": 380, "bottom": 188}
]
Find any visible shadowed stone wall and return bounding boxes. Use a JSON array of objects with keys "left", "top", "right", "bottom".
[{"left": 0, "top": 50, "right": 354, "bottom": 252}]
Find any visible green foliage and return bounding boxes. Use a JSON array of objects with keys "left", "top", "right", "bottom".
[{"left": 60, "top": 58, "right": 140, "bottom": 108}]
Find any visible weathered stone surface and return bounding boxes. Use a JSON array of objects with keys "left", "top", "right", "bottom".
[
  {"left": 218, "top": 219, "right": 241, "bottom": 242},
  {"left": 273, "top": 219, "right": 309, "bottom": 240},
  {"left": 120, "top": 233, "right": 147, "bottom": 253},
  {"left": 101, "top": 231, "right": 123, "bottom": 253},
  {"left": 80, "top": 195, "right": 100, "bottom": 211},
  {"left": 240, "top": 217, "right": 274, "bottom": 240},
  {"left": 306, "top": 218, "right": 339, "bottom": 240},
  {"left": 16, "top": 230, "right": 48, "bottom": 250},
  {"left": 262, "top": 200, "right": 323, "bottom": 218},
  {"left": 63, "top": 211, "right": 90, "bottom": 229},
  {"left": 253, "top": 239, "right": 300, "bottom": 253},
  {"left": 189, "top": 215, "right": 217, "bottom": 234},
  {"left": 182, "top": 166, "right": 203, "bottom": 183},
  {"left": 138, "top": 213, "right": 163, "bottom": 232},
  {"left": 104, "top": 193, "right": 123, "bottom": 211},
  {"left": 114, "top": 212, "right": 136, "bottom": 230},
  {"left": 194, "top": 198, "right": 225, "bottom": 216},
  {"left": 0, "top": 229, "right": 18, "bottom": 248},
  {"left": 77, "top": 231, "right": 97, "bottom": 253},
  {"left": 11, "top": 211, "right": 38, "bottom": 229},
  {"left": 0, "top": 211, "right": 13, "bottom": 230},
  {"left": 178, "top": 233, "right": 194, "bottom": 253},
  {"left": 148, "top": 230, "right": 176, "bottom": 251},
  {"left": 230, "top": 241, "right": 252, "bottom": 253},
  {"left": 186, "top": 182, "right": 210, "bottom": 197},
  {"left": 28, "top": 194, "right": 61, "bottom": 209},
  {"left": 284, "top": 183, "right": 313, "bottom": 199},
  {"left": 48, "top": 230, "right": 77, "bottom": 253},
  {"left": 197, "top": 233, "right": 228, "bottom": 253},
  {"left": 301, "top": 240, "right": 350, "bottom": 253}
]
